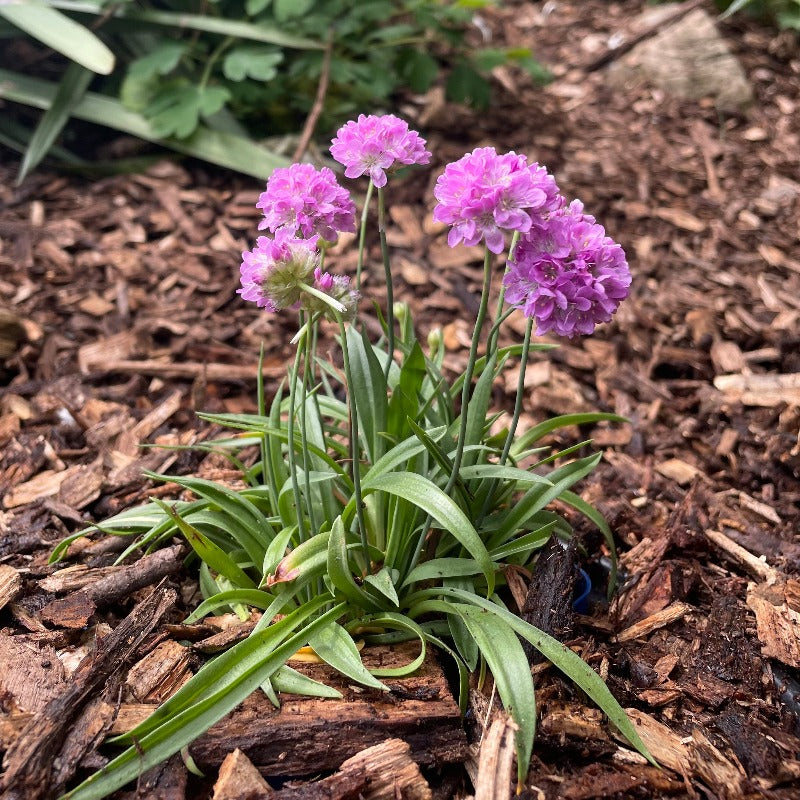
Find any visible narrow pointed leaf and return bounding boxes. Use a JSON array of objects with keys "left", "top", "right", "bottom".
[
  {"left": 0, "top": 5, "right": 114, "bottom": 74},
  {"left": 307, "top": 621, "right": 387, "bottom": 690}
]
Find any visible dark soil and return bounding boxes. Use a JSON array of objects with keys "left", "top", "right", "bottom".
[{"left": 1, "top": 1, "right": 799, "bottom": 798}]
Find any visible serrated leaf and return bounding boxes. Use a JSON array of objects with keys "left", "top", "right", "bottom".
[
  {"left": 446, "top": 61, "right": 491, "bottom": 109},
  {"left": 223, "top": 46, "right": 283, "bottom": 82},
  {"left": 129, "top": 42, "right": 186, "bottom": 80},
  {"left": 401, "top": 48, "right": 438, "bottom": 93},
  {"left": 274, "top": 0, "right": 315, "bottom": 21}
]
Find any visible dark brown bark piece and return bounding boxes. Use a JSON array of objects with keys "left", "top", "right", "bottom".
[
  {"left": 275, "top": 738, "right": 431, "bottom": 800},
  {"left": 520, "top": 535, "right": 576, "bottom": 663},
  {"left": 117, "top": 754, "right": 188, "bottom": 800},
  {"left": 39, "top": 544, "right": 183, "bottom": 628},
  {"left": 0, "top": 584, "right": 177, "bottom": 800},
  {"left": 189, "top": 643, "right": 468, "bottom": 776}
]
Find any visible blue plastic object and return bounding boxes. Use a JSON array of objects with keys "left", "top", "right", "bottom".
[{"left": 572, "top": 568, "right": 592, "bottom": 613}]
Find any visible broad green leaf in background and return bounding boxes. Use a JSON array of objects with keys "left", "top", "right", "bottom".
[
  {"left": 223, "top": 46, "right": 283, "bottom": 81},
  {"left": 129, "top": 42, "right": 186, "bottom": 80},
  {"left": 147, "top": 84, "right": 231, "bottom": 139},
  {"left": 0, "top": 69, "right": 287, "bottom": 179},
  {"left": 274, "top": 0, "right": 316, "bottom": 23},
  {"left": 17, "top": 62, "right": 92, "bottom": 184},
  {"left": 0, "top": 3, "right": 114, "bottom": 74}
]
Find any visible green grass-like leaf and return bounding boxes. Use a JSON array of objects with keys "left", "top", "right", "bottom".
[
  {"left": 0, "top": 4, "right": 114, "bottom": 74},
  {"left": 0, "top": 69, "right": 287, "bottom": 179}
]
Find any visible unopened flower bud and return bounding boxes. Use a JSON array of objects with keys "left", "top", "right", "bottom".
[{"left": 427, "top": 327, "right": 442, "bottom": 353}]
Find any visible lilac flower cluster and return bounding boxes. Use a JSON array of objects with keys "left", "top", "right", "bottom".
[
  {"left": 257, "top": 163, "right": 356, "bottom": 242},
  {"left": 432, "top": 147, "right": 560, "bottom": 254},
  {"left": 330, "top": 114, "right": 431, "bottom": 188},
  {"left": 503, "top": 201, "right": 631, "bottom": 338},
  {"left": 238, "top": 228, "right": 319, "bottom": 312},
  {"left": 242, "top": 163, "right": 359, "bottom": 318}
]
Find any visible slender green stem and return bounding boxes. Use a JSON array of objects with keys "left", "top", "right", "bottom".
[
  {"left": 486, "top": 231, "right": 520, "bottom": 356},
  {"left": 444, "top": 246, "right": 493, "bottom": 497},
  {"left": 337, "top": 315, "right": 369, "bottom": 569},
  {"left": 377, "top": 186, "right": 395, "bottom": 377},
  {"left": 355, "top": 180, "right": 374, "bottom": 290},
  {"left": 300, "top": 316, "right": 319, "bottom": 536},
  {"left": 476, "top": 315, "right": 533, "bottom": 526},
  {"left": 499, "top": 315, "right": 533, "bottom": 467},
  {"left": 256, "top": 342, "right": 269, "bottom": 487},
  {"left": 287, "top": 340, "right": 307, "bottom": 543},
  {"left": 199, "top": 35, "right": 233, "bottom": 89}
]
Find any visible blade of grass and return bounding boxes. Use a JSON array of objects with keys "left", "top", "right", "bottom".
[
  {"left": 17, "top": 62, "right": 92, "bottom": 183},
  {"left": 0, "top": 4, "right": 114, "bottom": 74}
]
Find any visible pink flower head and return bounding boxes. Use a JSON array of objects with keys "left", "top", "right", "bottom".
[
  {"left": 503, "top": 200, "right": 631, "bottom": 338},
  {"left": 309, "top": 266, "right": 360, "bottom": 321},
  {"left": 238, "top": 228, "right": 319, "bottom": 312},
  {"left": 257, "top": 163, "right": 356, "bottom": 242},
  {"left": 330, "top": 114, "right": 431, "bottom": 188},
  {"left": 432, "top": 147, "right": 561, "bottom": 254}
]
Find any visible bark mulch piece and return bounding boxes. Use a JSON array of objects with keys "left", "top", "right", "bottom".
[{"left": 1, "top": 0, "right": 800, "bottom": 797}]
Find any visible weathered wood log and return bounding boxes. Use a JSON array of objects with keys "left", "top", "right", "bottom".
[
  {"left": 189, "top": 643, "right": 468, "bottom": 776},
  {"left": 0, "top": 585, "right": 176, "bottom": 800},
  {"left": 39, "top": 544, "right": 184, "bottom": 628}
]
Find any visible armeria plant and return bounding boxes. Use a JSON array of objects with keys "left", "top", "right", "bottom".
[{"left": 56, "top": 114, "right": 649, "bottom": 800}]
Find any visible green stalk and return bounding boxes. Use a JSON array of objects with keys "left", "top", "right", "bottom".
[
  {"left": 486, "top": 231, "right": 520, "bottom": 355},
  {"left": 337, "top": 315, "right": 369, "bottom": 569},
  {"left": 476, "top": 315, "right": 533, "bottom": 526},
  {"left": 287, "top": 338, "right": 307, "bottom": 543},
  {"left": 377, "top": 186, "right": 395, "bottom": 377},
  {"left": 300, "top": 315, "right": 319, "bottom": 536},
  {"left": 355, "top": 180, "right": 374, "bottom": 291},
  {"left": 444, "top": 246, "right": 493, "bottom": 498},
  {"left": 404, "top": 247, "right": 494, "bottom": 582}
]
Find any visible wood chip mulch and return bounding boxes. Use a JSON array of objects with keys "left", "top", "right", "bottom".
[{"left": 1, "top": 1, "right": 799, "bottom": 798}]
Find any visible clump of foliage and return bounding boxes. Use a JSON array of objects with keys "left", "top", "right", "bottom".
[
  {"left": 53, "top": 114, "right": 651, "bottom": 800},
  {"left": 718, "top": 0, "right": 800, "bottom": 27},
  {"left": 0, "top": 0, "right": 549, "bottom": 182}
]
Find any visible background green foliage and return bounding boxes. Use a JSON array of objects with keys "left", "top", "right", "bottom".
[
  {"left": 0, "top": 0, "right": 550, "bottom": 181},
  {"left": 717, "top": 0, "right": 800, "bottom": 27}
]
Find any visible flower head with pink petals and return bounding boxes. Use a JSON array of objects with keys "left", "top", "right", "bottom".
[
  {"left": 257, "top": 163, "right": 356, "bottom": 242},
  {"left": 432, "top": 147, "right": 561, "bottom": 254},
  {"left": 330, "top": 114, "right": 431, "bottom": 188},
  {"left": 503, "top": 200, "right": 631, "bottom": 337}
]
